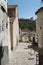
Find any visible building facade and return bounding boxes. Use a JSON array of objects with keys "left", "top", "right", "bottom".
[
  {"left": 35, "top": 7, "right": 43, "bottom": 49},
  {"left": 35, "top": 7, "right": 43, "bottom": 65},
  {"left": 0, "top": 0, "right": 11, "bottom": 65},
  {"left": 8, "top": 5, "right": 19, "bottom": 50}
]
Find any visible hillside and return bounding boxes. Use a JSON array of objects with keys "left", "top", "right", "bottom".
[{"left": 19, "top": 18, "right": 36, "bottom": 31}]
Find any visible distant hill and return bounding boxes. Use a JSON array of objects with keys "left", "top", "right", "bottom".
[{"left": 19, "top": 18, "right": 36, "bottom": 31}]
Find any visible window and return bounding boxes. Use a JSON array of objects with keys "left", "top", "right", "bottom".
[
  {"left": 2, "top": 22, "right": 5, "bottom": 31},
  {"left": 1, "top": 6, "right": 5, "bottom": 12},
  {"left": 0, "top": 24, "right": 1, "bottom": 32},
  {"left": 6, "top": 23, "right": 8, "bottom": 29}
]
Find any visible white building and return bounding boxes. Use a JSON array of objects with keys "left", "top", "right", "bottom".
[
  {"left": 8, "top": 5, "right": 19, "bottom": 51},
  {"left": 0, "top": 0, "right": 11, "bottom": 65},
  {"left": 0, "top": 0, "right": 19, "bottom": 65}
]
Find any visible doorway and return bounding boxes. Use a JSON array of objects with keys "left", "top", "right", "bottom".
[{"left": 10, "top": 22, "right": 13, "bottom": 50}]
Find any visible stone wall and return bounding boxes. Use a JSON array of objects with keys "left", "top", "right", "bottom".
[{"left": 36, "top": 10, "right": 43, "bottom": 49}]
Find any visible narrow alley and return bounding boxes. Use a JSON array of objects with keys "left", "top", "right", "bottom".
[{"left": 7, "top": 42, "right": 38, "bottom": 65}]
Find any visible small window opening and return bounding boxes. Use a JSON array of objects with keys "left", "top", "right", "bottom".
[
  {"left": 2, "top": 21, "right": 5, "bottom": 31},
  {"left": 6, "top": 23, "right": 8, "bottom": 29},
  {"left": 1, "top": 6, "right": 5, "bottom": 12}
]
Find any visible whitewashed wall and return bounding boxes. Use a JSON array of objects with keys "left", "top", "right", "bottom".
[
  {"left": 0, "top": 0, "right": 11, "bottom": 65},
  {"left": 7, "top": 17, "right": 11, "bottom": 60},
  {"left": 13, "top": 7, "right": 19, "bottom": 50},
  {"left": 13, "top": 16, "right": 19, "bottom": 50},
  {"left": 0, "top": 0, "right": 7, "bottom": 12},
  {"left": 0, "top": 7, "right": 3, "bottom": 45}
]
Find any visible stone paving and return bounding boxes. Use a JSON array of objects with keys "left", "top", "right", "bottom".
[{"left": 7, "top": 42, "right": 38, "bottom": 65}]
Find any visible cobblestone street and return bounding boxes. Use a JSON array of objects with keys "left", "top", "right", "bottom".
[{"left": 7, "top": 42, "right": 38, "bottom": 65}]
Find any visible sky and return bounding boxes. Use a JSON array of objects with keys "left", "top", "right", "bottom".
[{"left": 8, "top": 0, "right": 43, "bottom": 19}]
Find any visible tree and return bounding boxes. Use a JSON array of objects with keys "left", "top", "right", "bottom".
[{"left": 19, "top": 19, "right": 36, "bottom": 31}]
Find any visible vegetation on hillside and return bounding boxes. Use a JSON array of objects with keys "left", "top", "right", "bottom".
[{"left": 19, "top": 19, "right": 36, "bottom": 31}]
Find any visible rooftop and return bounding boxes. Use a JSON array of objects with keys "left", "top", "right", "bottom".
[
  {"left": 35, "top": 7, "right": 43, "bottom": 15},
  {"left": 7, "top": 5, "right": 18, "bottom": 9}
]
